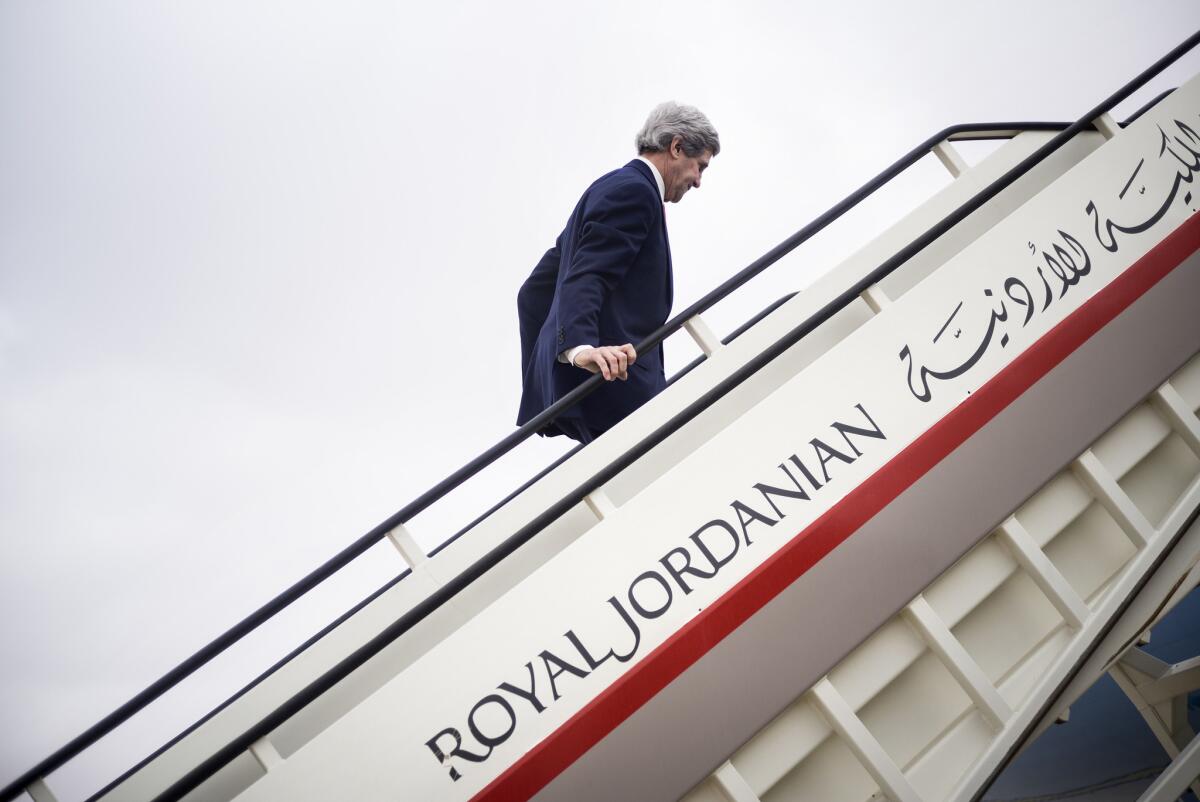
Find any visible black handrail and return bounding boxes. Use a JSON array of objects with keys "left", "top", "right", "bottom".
[
  {"left": 2, "top": 36, "right": 1192, "bottom": 801},
  {"left": 138, "top": 30, "right": 1200, "bottom": 802}
]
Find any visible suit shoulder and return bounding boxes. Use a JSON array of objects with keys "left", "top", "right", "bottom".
[{"left": 588, "top": 168, "right": 659, "bottom": 209}]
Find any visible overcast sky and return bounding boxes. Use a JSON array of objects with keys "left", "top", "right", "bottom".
[{"left": 3, "top": 2, "right": 1199, "bottom": 799}]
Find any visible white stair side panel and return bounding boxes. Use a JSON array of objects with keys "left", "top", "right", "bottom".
[
  {"left": 1171, "top": 353, "right": 1200, "bottom": 411},
  {"left": 106, "top": 123, "right": 1116, "bottom": 802},
  {"left": 1039, "top": 502, "right": 1139, "bottom": 608},
  {"left": 1119, "top": 429, "right": 1200, "bottom": 529},
  {"left": 686, "top": 352, "right": 1200, "bottom": 802},
  {"left": 1025, "top": 510, "right": 1200, "bottom": 749},
  {"left": 996, "top": 518, "right": 1090, "bottom": 629},
  {"left": 1073, "top": 451, "right": 1153, "bottom": 548},
  {"left": 1009, "top": 472, "right": 1094, "bottom": 551},
  {"left": 1153, "top": 382, "right": 1200, "bottom": 458},
  {"left": 682, "top": 777, "right": 744, "bottom": 802},
  {"left": 903, "top": 596, "right": 1013, "bottom": 728},
  {"left": 809, "top": 679, "right": 922, "bottom": 802},
  {"left": 709, "top": 761, "right": 762, "bottom": 802},
  {"left": 759, "top": 731, "right": 880, "bottom": 802},
  {"left": 951, "top": 492, "right": 1200, "bottom": 798},
  {"left": 1091, "top": 402, "right": 1173, "bottom": 478},
  {"left": 208, "top": 76, "right": 1200, "bottom": 802},
  {"left": 725, "top": 698, "right": 834, "bottom": 797}
]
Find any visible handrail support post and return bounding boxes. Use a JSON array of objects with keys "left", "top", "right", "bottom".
[
  {"left": 932, "top": 139, "right": 970, "bottom": 178},
  {"left": 585, "top": 489, "right": 619, "bottom": 521},
  {"left": 861, "top": 284, "right": 892, "bottom": 314},
  {"left": 386, "top": 523, "right": 427, "bottom": 568},
  {"left": 683, "top": 314, "right": 723, "bottom": 357},
  {"left": 25, "top": 780, "right": 58, "bottom": 802},
  {"left": 249, "top": 737, "right": 284, "bottom": 773},
  {"left": 1093, "top": 112, "right": 1122, "bottom": 140}
]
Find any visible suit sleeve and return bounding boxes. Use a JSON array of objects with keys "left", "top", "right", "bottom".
[
  {"left": 517, "top": 233, "right": 563, "bottom": 367},
  {"left": 557, "top": 180, "right": 657, "bottom": 350}
]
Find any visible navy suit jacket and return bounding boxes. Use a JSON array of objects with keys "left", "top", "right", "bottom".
[{"left": 517, "top": 159, "right": 673, "bottom": 437}]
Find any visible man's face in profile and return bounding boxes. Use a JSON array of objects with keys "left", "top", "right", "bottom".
[{"left": 664, "top": 141, "right": 713, "bottom": 204}]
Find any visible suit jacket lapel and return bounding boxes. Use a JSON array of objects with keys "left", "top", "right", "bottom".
[
  {"left": 662, "top": 205, "right": 673, "bottom": 309},
  {"left": 627, "top": 160, "right": 674, "bottom": 311}
]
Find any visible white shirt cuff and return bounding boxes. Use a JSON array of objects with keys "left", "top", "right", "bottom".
[{"left": 558, "top": 345, "right": 595, "bottom": 366}]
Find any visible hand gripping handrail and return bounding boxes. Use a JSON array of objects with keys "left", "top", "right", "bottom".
[{"left": 3, "top": 30, "right": 1194, "bottom": 802}]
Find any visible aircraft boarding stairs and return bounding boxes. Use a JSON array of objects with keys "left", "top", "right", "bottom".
[{"left": 9, "top": 36, "right": 1200, "bottom": 802}]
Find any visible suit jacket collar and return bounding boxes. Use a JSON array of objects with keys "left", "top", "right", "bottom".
[{"left": 627, "top": 159, "right": 662, "bottom": 199}]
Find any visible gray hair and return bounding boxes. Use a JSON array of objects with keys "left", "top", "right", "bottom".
[{"left": 635, "top": 101, "right": 720, "bottom": 157}]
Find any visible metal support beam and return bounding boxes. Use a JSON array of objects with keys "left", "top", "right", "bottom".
[
  {"left": 904, "top": 596, "right": 1012, "bottom": 729},
  {"left": 860, "top": 284, "right": 892, "bottom": 315},
  {"left": 1093, "top": 112, "right": 1122, "bottom": 140},
  {"left": 386, "top": 522, "right": 427, "bottom": 568},
  {"left": 1111, "top": 648, "right": 1200, "bottom": 799},
  {"left": 1139, "top": 656, "right": 1200, "bottom": 705},
  {"left": 1120, "top": 646, "right": 1171, "bottom": 678},
  {"left": 1117, "top": 647, "right": 1200, "bottom": 707},
  {"left": 1072, "top": 450, "right": 1153, "bottom": 548},
  {"left": 996, "top": 518, "right": 1090, "bottom": 628},
  {"left": 710, "top": 761, "right": 762, "bottom": 802},
  {"left": 932, "top": 140, "right": 970, "bottom": 178},
  {"left": 1151, "top": 382, "right": 1200, "bottom": 459},
  {"left": 249, "top": 737, "right": 284, "bottom": 772},
  {"left": 1157, "top": 559, "right": 1200, "bottom": 626},
  {"left": 24, "top": 780, "right": 57, "bottom": 802},
  {"left": 809, "top": 678, "right": 923, "bottom": 802},
  {"left": 1137, "top": 729, "right": 1200, "bottom": 802},
  {"left": 584, "top": 489, "right": 619, "bottom": 521},
  {"left": 683, "top": 314, "right": 723, "bottom": 357}
]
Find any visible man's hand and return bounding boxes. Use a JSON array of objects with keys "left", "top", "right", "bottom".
[{"left": 574, "top": 344, "right": 637, "bottom": 381}]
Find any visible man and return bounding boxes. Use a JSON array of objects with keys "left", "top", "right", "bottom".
[{"left": 516, "top": 102, "right": 720, "bottom": 444}]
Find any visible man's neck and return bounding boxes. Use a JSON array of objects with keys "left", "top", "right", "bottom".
[{"left": 636, "top": 154, "right": 667, "bottom": 202}]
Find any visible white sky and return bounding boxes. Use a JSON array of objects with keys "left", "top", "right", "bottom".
[{"left": 2, "top": 2, "right": 1199, "bottom": 799}]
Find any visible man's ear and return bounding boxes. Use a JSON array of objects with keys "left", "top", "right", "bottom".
[{"left": 670, "top": 135, "right": 684, "bottom": 159}]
